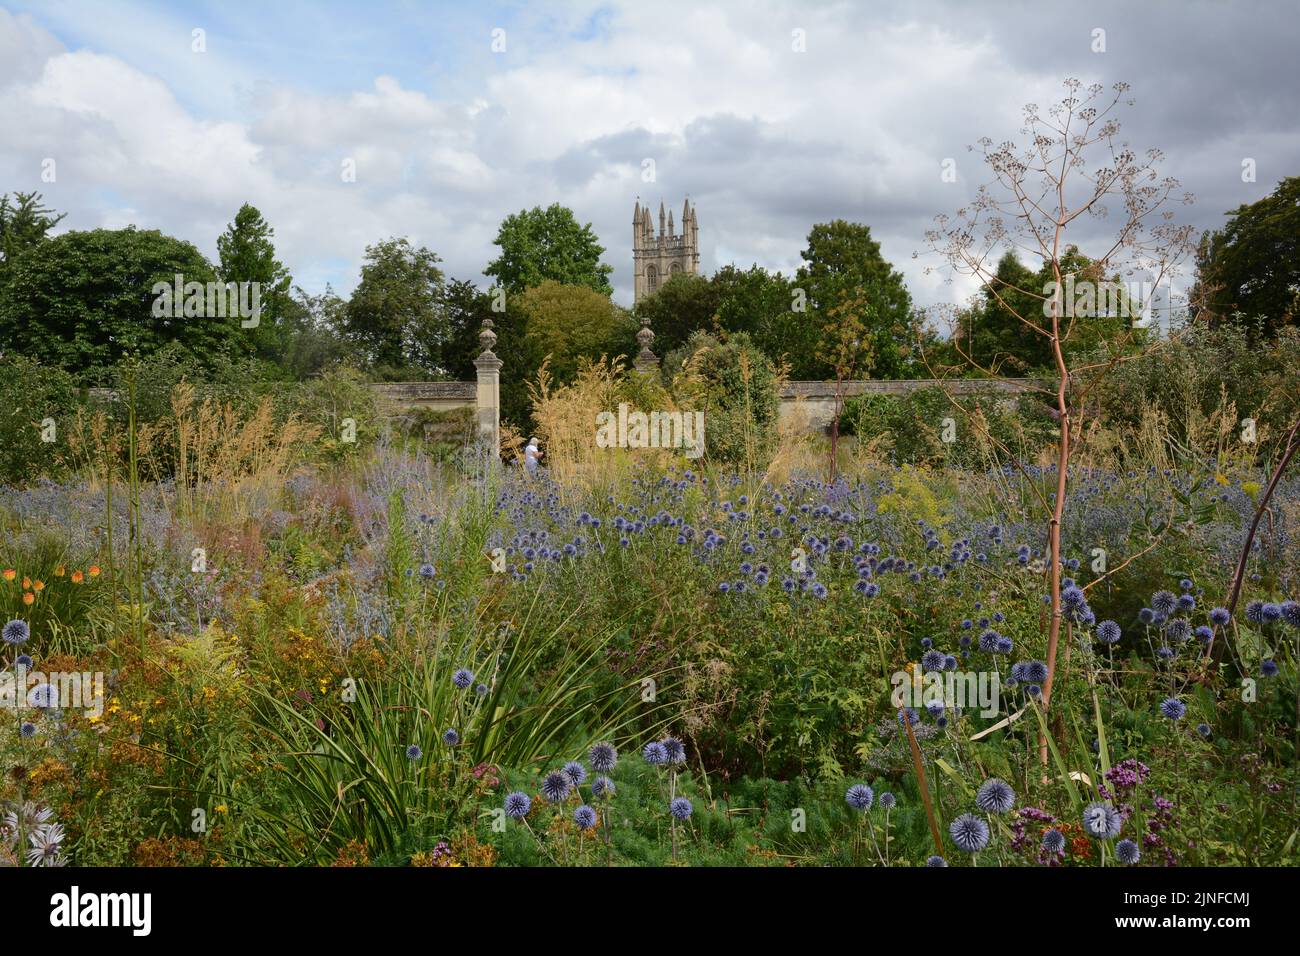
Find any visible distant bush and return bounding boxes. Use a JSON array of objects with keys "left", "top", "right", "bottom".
[
  {"left": 0, "top": 354, "right": 79, "bottom": 485},
  {"left": 670, "top": 331, "right": 781, "bottom": 469}
]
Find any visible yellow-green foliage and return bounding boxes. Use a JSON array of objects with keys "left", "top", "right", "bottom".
[{"left": 876, "top": 464, "right": 951, "bottom": 531}]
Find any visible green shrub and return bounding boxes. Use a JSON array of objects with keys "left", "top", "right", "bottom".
[
  {"left": 670, "top": 331, "right": 781, "bottom": 469},
  {"left": 0, "top": 354, "right": 79, "bottom": 485}
]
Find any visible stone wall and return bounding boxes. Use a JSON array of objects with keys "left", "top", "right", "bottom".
[{"left": 778, "top": 378, "right": 1040, "bottom": 429}]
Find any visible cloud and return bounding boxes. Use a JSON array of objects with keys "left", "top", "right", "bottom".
[{"left": 2, "top": 0, "right": 1297, "bottom": 316}]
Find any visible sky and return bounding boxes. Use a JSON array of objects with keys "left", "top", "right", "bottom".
[{"left": 3, "top": 0, "right": 1298, "bottom": 312}]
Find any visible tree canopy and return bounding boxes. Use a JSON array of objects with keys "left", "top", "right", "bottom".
[{"left": 485, "top": 204, "right": 613, "bottom": 295}]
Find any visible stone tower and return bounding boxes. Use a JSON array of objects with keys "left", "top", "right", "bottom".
[{"left": 632, "top": 198, "right": 699, "bottom": 304}]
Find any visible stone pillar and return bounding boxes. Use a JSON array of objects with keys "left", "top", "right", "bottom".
[
  {"left": 474, "top": 318, "right": 503, "bottom": 453},
  {"left": 634, "top": 314, "right": 659, "bottom": 377}
]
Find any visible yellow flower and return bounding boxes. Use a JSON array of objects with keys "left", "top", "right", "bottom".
[
  {"left": 215, "top": 804, "right": 228, "bottom": 815},
  {"left": 22, "top": 592, "right": 34, "bottom": 605},
  {"left": 54, "top": 565, "right": 66, "bottom": 577},
  {"left": 1214, "top": 473, "right": 1230, "bottom": 486},
  {"left": 2, "top": 569, "right": 15, "bottom": 581}
]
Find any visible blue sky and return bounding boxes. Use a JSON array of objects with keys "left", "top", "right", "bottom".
[{"left": 3, "top": 0, "right": 1298, "bottom": 312}]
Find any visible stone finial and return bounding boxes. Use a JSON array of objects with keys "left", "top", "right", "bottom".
[
  {"left": 634, "top": 314, "right": 658, "bottom": 375},
  {"left": 478, "top": 316, "right": 498, "bottom": 357}
]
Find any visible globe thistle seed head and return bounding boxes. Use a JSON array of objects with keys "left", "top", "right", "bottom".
[
  {"left": 975, "top": 778, "right": 1016, "bottom": 814},
  {"left": 1082, "top": 801, "right": 1123, "bottom": 840},
  {"left": 589, "top": 742, "right": 617, "bottom": 773},
  {"left": 2, "top": 619, "right": 30, "bottom": 646},
  {"left": 541, "top": 771, "right": 572, "bottom": 803},
  {"left": 949, "top": 813, "right": 990, "bottom": 853},
  {"left": 846, "top": 784, "right": 874, "bottom": 811},
  {"left": 1115, "top": 838, "right": 1141, "bottom": 864},
  {"left": 1160, "top": 697, "right": 1186, "bottom": 720},
  {"left": 504, "top": 791, "right": 532, "bottom": 818}
]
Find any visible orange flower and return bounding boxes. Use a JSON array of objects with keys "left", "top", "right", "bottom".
[
  {"left": 88, "top": 565, "right": 101, "bottom": 578},
  {"left": 71, "top": 571, "right": 84, "bottom": 584},
  {"left": 22, "top": 577, "right": 31, "bottom": 590},
  {"left": 2, "top": 569, "right": 14, "bottom": 581},
  {"left": 54, "top": 565, "right": 66, "bottom": 577},
  {"left": 32, "top": 580, "right": 44, "bottom": 592},
  {"left": 22, "top": 592, "right": 34, "bottom": 605}
]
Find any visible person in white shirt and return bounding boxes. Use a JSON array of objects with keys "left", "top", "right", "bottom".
[{"left": 524, "top": 437, "right": 543, "bottom": 475}]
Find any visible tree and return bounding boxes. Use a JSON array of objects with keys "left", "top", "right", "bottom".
[
  {"left": 216, "top": 203, "right": 293, "bottom": 364},
  {"left": 515, "top": 280, "right": 631, "bottom": 384},
  {"left": 671, "top": 331, "right": 781, "bottom": 469},
  {"left": 0, "top": 191, "right": 64, "bottom": 284},
  {"left": 711, "top": 265, "right": 798, "bottom": 366},
  {"left": 925, "top": 80, "right": 1197, "bottom": 762},
  {"left": 1194, "top": 175, "right": 1300, "bottom": 335},
  {"left": 0, "top": 227, "right": 228, "bottom": 383},
  {"left": 341, "top": 237, "right": 445, "bottom": 375},
  {"left": 280, "top": 285, "right": 350, "bottom": 379},
  {"left": 485, "top": 204, "right": 613, "bottom": 295},
  {"left": 794, "top": 220, "right": 917, "bottom": 379},
  {"left": 631, "top": 272, "right": 720, "bottom": 363}
]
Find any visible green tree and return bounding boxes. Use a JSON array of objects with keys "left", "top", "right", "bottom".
[
  {"left": 711, "top": 265, "right": 797, "bottom": 369},
  {"left": 280, "top": 285, "right": 350, "bottom": 379},
  {"left": 1194, "top": 175, "right": 1300, "bottom": 335},
  {"left": 216, "top": 203, "right": 293, "bottom": 365},
  {"left": 0, "top": 192, "right": 65, "bottom": 284},
  {"left": 516, "top": 280, "right": 631, "bottom": 384},
  {"left": 485, "top": 204, "right": 613, "bottom": 295},
  {"left": 793, "top": 220, "right": 917, "bottom": 379},
  {"left": 671, "top": 331, "right": 781, "bottom": 468},
  {"left": 631, "top": 272, "right": 720, "bottom": 364},
  {"left": 0, "top": 227, "right": 227, "bottom": 383},
  {"left": 341, "top": 237, "right": 445, "bottom": 375}
]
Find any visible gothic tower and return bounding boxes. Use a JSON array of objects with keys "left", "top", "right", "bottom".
[{"left": 632, "top": 198, "right": 699, "bottom": 304}]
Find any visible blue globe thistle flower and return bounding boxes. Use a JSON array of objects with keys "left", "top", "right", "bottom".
[
  {"left": 1151, "top": 591, "right": 1177, "bottom": 616},
  {"left": 1157, "top": 646, "right": 1176, "bottom": 660},
  {"left": 1261, "top": 659, "right": 1279, "bottom": 678},
  {"left": 2, "top": 619, "right": 30, "bottom": 646},
  {"left": 591, "top": 776, "right": 615, "bottom": 798},
  {"left": 896, "top": 707, "right": 920, "bottom": 729},
  {"left": 1096, "top": 620, "right": 1122, "bottom": 644},
  {"left": 1194, "top": 626, "right": 1214, "bottom": 644},
  {"left": 1022, "top": 661, "right": 1049, "bottom": 684},
  {"left": 406, "top": 744, "right": 422, "bottom": 760},
  {"left": 643, "top": 742, "right": 667, "bottom": 765},
  {"left": 975, "top": 778, "right": 1016, "bottom": 814},
  {"left": 504, "top": 791, "right": 532, "bottom": 818},
  {"left": 574, "top": 805, "right": 598, "bottom": 829},
  {"left": 26, "top": 684, "right": 56, "bottom": 708},
  {"left": 1179, "top": 578, "right": 1194, "bottom": 591},
  {"left": 1163, "top": 618, "right": 1191, "bottom": 643},
  {"left": 879, "top": 792, "right": 896, "bottom": 809},
  {"left": 1196, "top": 723, "right": 1212, "bottom": 739},
  {"left": 15, "top": 654, "right": 32, "bottom": 668},
  {"left": 926, "top": 701, "right": 945, "bottom": 717},
  {"left": 921, "top": 650, "right": 946, "bottom": 671},
  {"left": 670, "top": 797, "right": 693, "bottom": 820},
  {"left": 978, "top": 629, "right": 1001, "bottom": 652},
  {"left": 1115, "top": 838, "right": 1141, "bottom": 864},
  {"left": 1138, "top": 608, "right": 1155, "bottom": 625},
  {"left": 925, "top": 855, "right": 948, "bottom": 867},
  {"left": 1082, "top": 801, "right": 1123, "bottom": 840},
  {"left": 452, "top": 668, "right": 474, "bottom": 689},
  {"left": 418, "top": 563, "right": 436, "bottom": 579},
  {"left": 1042, "top": 829, "right": 1066, "bottom": 853},
  {"left": 996, "top": 636, "right": 1013, "bottom": 654},
  {"left": 1246, "top": 600, "right": 1265, "bottom": 624},
  {"left": 1159, "top": 697, "right": 1186, "bottom": 720},
  {"left": 19, "top": 722, "right": 36, "bottom": 739},
  {"left": 1177, "top": 594, "right": 1196, "bottom": 612},
  {"left": 1209, "top": 607, "right": 1231, "bottom": 626},
  {"left": 1261, "top": 603, "right": 1282, "bottom": 623},
  {"left": 949, "top": 813, "right": 990, "bottom": 853},
  {"left": 1062, "top": 586, "right": 1087, "bottom": 610},
  {"left": 943, "top": 655, "right": 959, "bottom": 671},
  {"left": 718, "top": 581, "right": 730, "bottom": 593},
  {"left": 442, "top": 728, "right": 460, "bottom": 746},
  {"left": 812, "top": 582, "right": 828, "bottom": 599},
  {"left": 846, "top": 784, "right": 874, "bottom": 811},
  {"left": 661, "top": 736, "right": 686, "bottom": 764},
  {"left": 589, "top": 742, "right": 617, "bottom": 773},
  {"left": 1026, "top": 684, "right": 1042, "bottom": 698},
  {"left": 541, "top": 771, "right": 572, "bottom": 803},
  {"left": 475, "top": 683, "right": 490, "bottom": 696},
  {"left": 1282, "top": 601, "right": 1300, "bottom": 627},
  {"left": 562, "top": 760, "right": 587, "bottom": 786}
]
